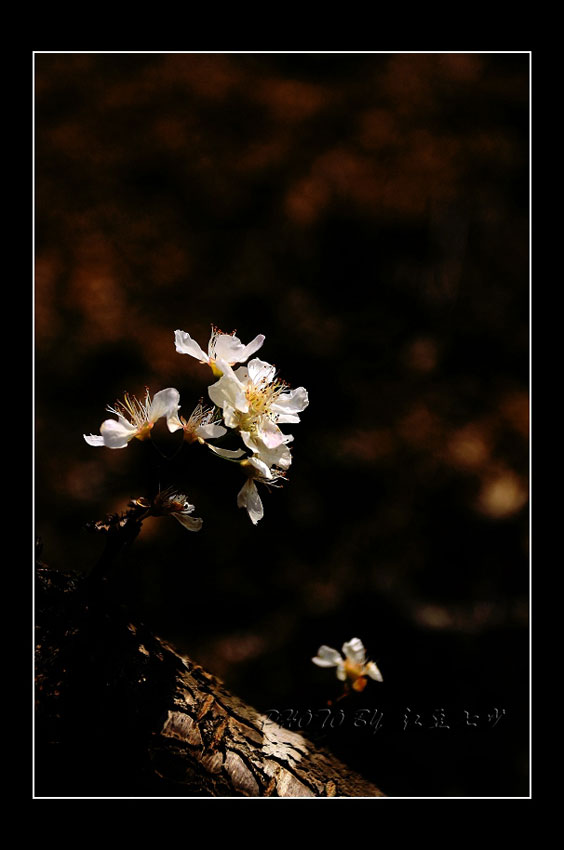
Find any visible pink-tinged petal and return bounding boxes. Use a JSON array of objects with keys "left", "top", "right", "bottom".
[
  {"left": 241, "top": 431, "right": 293, "bottom": 471},
  {"left": 312, "top": 645, "right": 342, "bottom": 668},
  {"left": 173, "top": 512, "right": 203, "bottom": 532},
  {"left": 247, "top": 358, "right": 276, "bottom": 386},
  {"left": 271, "top": 387, "right": 309, "bottom": 423},
  {"left": 342, "top": 638, "right": 366, "bottom": 665},
  {"left": 257, "top": 417, "right": 287, "bottom": 448},
  {"left": 365, "top": 662, "right": 383, "bottom": 682},
  {"left": 238, "top": 334, "right": 265, "bottom": 362},
  {"left": 174, "top": 330, "right": 209, "bottom": 363},
  {"left": 83, "top": 434, "right": 105, "bottom": 447},
  {"left": 237, "top": 479, "right": 264, "bottom": 525},
  {"left": 196, "top": 422, "right": 227, "bottom": 440},
  {"left": 149, "top": 388, "right": 180, "bottom": 423},
  {"left": 100, "top": 418, "right": 137, "bottom": 449}
]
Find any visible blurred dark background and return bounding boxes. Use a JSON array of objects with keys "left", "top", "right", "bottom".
[{"left": 34, "top": 52, "right": 529, "bottom": 797}]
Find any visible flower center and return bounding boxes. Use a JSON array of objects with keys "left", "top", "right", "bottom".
[
  {"left": 108, "top": 389, "right": 156, "bottom": 437},
  {"left": 208, "top": 325, "right": 237, "bottom": 371},
  {"left": 134, "top": 422, "right": 154, "bottom": 441},
  {"left": 344, "top": 658, "right": 364, "bottom": 681},
  {"left": 244, "top": 377, "right": 286, "bottom": 422},
  {"left": 209, "top": 360, "right": 224, "bottom": 378}
]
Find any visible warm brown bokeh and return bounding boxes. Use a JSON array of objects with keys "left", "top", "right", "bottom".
[{"left": 34, "top": 53, "right": 529, "bottom": 797}]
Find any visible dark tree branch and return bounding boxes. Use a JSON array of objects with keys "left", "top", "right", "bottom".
[{"left": 35, "top": 564, "right": 385, "bottom": 798}]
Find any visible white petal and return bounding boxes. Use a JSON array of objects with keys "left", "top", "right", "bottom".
[
  {"left": 173, "top": 512, "right": 203, "bottom": 532},
  {"left": 82, "top": 434, "right": 104, "bottom": 446},
  {"left": 271, "top": 387, "right": 309, "bottom": 423},
  {"left": 237, "top": 479, "right": 264, "bottom": 525},
  {"left": 233, "top": 365, "right": 249, "bottom": 382},
  {"left": 247, "top": 358, "right": 276, "bottom": 386},
  {"left": 266, "top": 442, "right": 292, "bottom": 471},
  {"left": 212, "top": 333, "right": 245, "bottom": 363},
  {"left": 212, "top": 332, "right": 266, "bottom": 365},
  {"left": 83, "top": 434, "right": 105, "bottom": 447},
  {"left": 240, "top": 430, "right": 258, "bottom": 453},
  {"left": 365, "top": 661, "right": 383, "bottom": 682},
  {"left": 342, "top": 638, "right": 366, "bottom": 665},
  {"left": 311, "top": 645, "right": 342, "bottom": 668},
  {"left": 241, "top": 430, "right": 256, "bottom": 448},
  {"left": 208, "top": 369, "right": 248, "bottom": 414},
  {"left": 238, "top": 334, "right": 265, "bottom": 362},
  {"left": 100, "top": 418, "right": 137, "bottom": 449},
  {"left": 247, "top": 456, "right": 272, "bottom": 479},
  {"left": 244, "top": 429, "right": 293, "bottom": 448},
  {"left": 196, "top": 422, "right": 227, "bottom": 440},
  {"left": 336, "top": 661, "right": 347, "bottom": 681},
  {"left": 175, "top": 330, "right": 209, "bottom": 363},
  {"left": 241, "top": 431, "right": 292, "bottom": 471},
  {"left": 221, "top": 403, "right": 242, "bottom": 430},
  {"left": 207, "top": 444, "right": 246, "bottom": 459},
  {"left": 149, "top": 388, "right": 180, "bottom": 423},
  {"left": 167, "top": 413, "right": 184, "bottom": 434},
  {"left": 256, "top": 417, "right": 286, "bottom": 448}
]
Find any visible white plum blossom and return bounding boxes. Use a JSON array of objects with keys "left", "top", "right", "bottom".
[
  {"left": 208, "top": 357, "right": 309, "bottom": 456},
  {"left": 312, "top": 638, "right": 383, "bottom": 690},
  {"left": 175, "top": 325, "right": 265, "bottom": 376},
  {"left": 167, "top": 399, "right": 227, "bottom": 445},
  {"left": 237, "top": 456, "right": 286, "bottom": 526},
  {"left": 152, "top": 489, "right": 203, "bottom": 532},
  {"left": 84, "top": 388, "right": 180, "bottom": 449},
  {"left": 84, "top": 323, "right": 308, "bottom": 532}
]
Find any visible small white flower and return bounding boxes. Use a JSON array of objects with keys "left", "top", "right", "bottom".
[
  {"left": 84, "top": 388, "right": 180, "bottom": 449},
  {"left": 152, "top": 489, "right": 203, "bottom": 532},
  {"left": 208, "top": 357, "right": 308, "bottom": 450},
  {"left": 237, "top": 457, "right": 286, "bottom": 526},
  {"left": 312, "top": 638, "right": 383, "bottom": 690},
  {"left": 175, "top": 324, "right": 265, "bottom": 376},
  {"left": 167, "top": 399, "right": 227, "bottom": 445},
  {"left": 240, "top": 429, "right": 293, "bottom": 471}
]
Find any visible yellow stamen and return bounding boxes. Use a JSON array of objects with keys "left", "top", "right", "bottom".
[{"left": 343, "top": 658, "right": 364, "bottom": 682}]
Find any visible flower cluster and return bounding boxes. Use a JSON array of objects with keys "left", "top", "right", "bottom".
[
  {"left": 83, "top": 324, "right": 309, "bottom": 527},
  {"left": 174, "top": 324, "right": 308, "bottom": 524}
]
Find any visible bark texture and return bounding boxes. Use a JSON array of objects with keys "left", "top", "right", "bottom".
[{"left": 35, "top": 564, "right": 385, "bottom": 798}]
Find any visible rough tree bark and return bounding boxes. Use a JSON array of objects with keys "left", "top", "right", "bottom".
[{"left": 35, "top": 563, "right": 385, "bottom": 798}]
